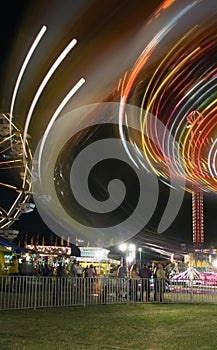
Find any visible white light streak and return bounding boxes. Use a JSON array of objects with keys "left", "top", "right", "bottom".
[
  {"left": 23, "top": 37, "right": 78, "bottom": 148},
  {"left": 118, "top": 100, "right": 139, "bottom": 169},
  {"left": 38, "top": 77, "right": 85, "bottom": 182},
  {"left": 9, "top": 25, "right": 47, "bottom": 123}
]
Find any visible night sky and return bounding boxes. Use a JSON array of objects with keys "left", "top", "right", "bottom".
[{"left": 1, "top": 0, "right": 217, "bottom": 256}]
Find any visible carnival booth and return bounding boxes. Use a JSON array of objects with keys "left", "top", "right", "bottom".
[
  {"left": 77, "top": 247, "right": 117, "bottom": 275},
  {"left": 0, "top": 237, "right": 13, "bottom": 274},
  {"left": 25, "top": 244, "right": 80, "bottom": 275}
]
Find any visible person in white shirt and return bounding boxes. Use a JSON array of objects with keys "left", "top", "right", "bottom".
[{"left": 76, "top": 262, "right": 83, "bottom": 277}]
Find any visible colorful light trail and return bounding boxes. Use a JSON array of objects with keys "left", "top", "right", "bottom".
[{"left": 119, "top": 0, "right": 217, "bottom": 194}]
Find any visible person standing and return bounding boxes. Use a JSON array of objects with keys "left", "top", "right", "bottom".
[
  {"left": 139, "top": 263, "right": 152, "bottom": 302},
  {"left": 8, "top": 256, "right": 19, "bottom": 292},
  {"left": 84, "top": 265, "right": 89, "bottom": 277},
  {"left": 19, "top": 258, "right": 28, "bottom": 276},
  {"left": 86, "top": 264, "right": 95, "bottom": 278},
  {"left": 156, "top": 263, "right": 167, "bottom": 303},
  {"left": 70, "top": 259, "right": 77, "bottom": 277},
  {"left": 8, "top": 256, "right": 19, "bottom": 276},
  {"left": 56, "top": 262, "right": 66, "bottom": 277},
  {"left": 86, "top": 264, "right": 96, "bottom": 297},
  {"left": 55, "top": 262, "right": 66, "bottom": 305},
  {"left": 153, "top": 264, "right": 158, "bottom": 301},
  {"left": 129, "top": 263, "right": 140, "bottom": 301},
  {"left": 41, "top": 262, "right": 51, "bottom": 276},
  {"left": 117, "top": 263, "right": 128, "bottom": 299},
  {"left": 117, "top": 263, "right": 128, "bottom": 279},
  {"left": 76, "top": 262, "right": 83, "bottom": 277}
]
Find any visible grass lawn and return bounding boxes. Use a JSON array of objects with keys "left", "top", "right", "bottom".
[{"left": 0, "top": 303, "right": 216, "bottom": 350}]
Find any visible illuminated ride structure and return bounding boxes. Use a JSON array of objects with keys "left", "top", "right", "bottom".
[
  {"left": 118, "top": 9, "right": 216, "bottom": 251},
  {"left": 192, "top": 189, "right": 204, "bottom": 250},
  {"left": 187, "top": 111, "right": 205, "bottom": 251},
  {"left": 0, "top": 113, "right": 34, "bottom": 239}
]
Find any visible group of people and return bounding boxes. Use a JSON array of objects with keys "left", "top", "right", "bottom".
[
  {"left": 7, "top": 256, "right": 35, "bottom": 276},
  {"left": 70, "top": 260, "right": 96, "bottom": 278},
  {"left": 7, "top": 256, "right": 168, "bottom": 302},
  {"left": 40, "top": 260, "right": 97, "bottom": 278},
  {"left": 7, "top": 256, "right": 98, "bottom": 279},
  {"left": 117, "top": 261, "right": 168, "bottom": 302}
]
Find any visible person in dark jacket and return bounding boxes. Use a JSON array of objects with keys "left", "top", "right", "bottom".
[
  {"left": 139, "top": 263, "right": 152, "bottom": 302},
  {"left": 41, "top": 262, "right": 51, "bottom": 276}
]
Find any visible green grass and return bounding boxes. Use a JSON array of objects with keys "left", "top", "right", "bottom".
[{"left": 0, "top": 304, "right": 216, "bottom": 350}]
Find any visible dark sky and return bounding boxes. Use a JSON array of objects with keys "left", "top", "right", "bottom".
[{"left": 1, "top": 0, "right": 217, "bottom": 254}]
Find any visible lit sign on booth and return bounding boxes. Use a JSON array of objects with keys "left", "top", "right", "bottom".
[{"left": 26, "top": 245, "right": 71, "bottom": 255}]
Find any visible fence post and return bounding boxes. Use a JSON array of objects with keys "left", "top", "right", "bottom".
[
  {"left": 34, "top": 277, "right": 37, "bottom": 310},
  {"left": 190, "top": 280, "right": 193, "bottom": 303},
  {"left": 83, "top": 278, "right": 86, "bottom": 307},
  {"left": 126, "top": 278, "right": 130, "bottom": 304}
]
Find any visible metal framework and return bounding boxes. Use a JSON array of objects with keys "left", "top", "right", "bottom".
[{"left": 0, "top": 113, "right": 33, "bottom": 236}]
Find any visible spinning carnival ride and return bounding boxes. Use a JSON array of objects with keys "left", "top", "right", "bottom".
[{"left": 119, "top": 1, "right": 217, "bottom": 249}]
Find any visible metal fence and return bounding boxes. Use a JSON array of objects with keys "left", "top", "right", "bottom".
[{"left": 1, "top": 275, "right": 217, "bottom": 310}]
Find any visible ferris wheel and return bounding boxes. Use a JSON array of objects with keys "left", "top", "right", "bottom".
[
  {"left": 0, "top": 25, "right": 84, "bottom": 241},
  {"left": 0, "top": 113, "right": 34, "bottom": 238}
]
